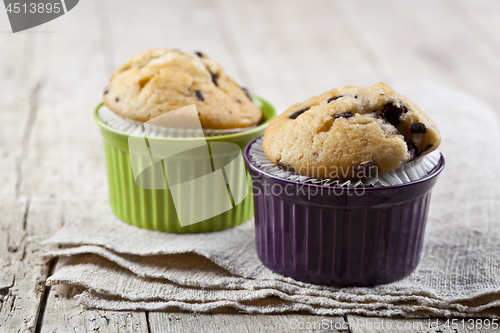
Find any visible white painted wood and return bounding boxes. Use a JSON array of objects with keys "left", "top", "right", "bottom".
[
  {"left": 1, "top": 0, "right": 499, "bottom": 332},
  {"left": 0, "top": 0, "right": 149, "bottom": 331},
  {"left": 441, "top": 0, "right": 500, "bottom": 62},
  {"left": 149, "top": 312, "right": 347, "bottom": 333},
  {"left": 337, "top": 0, "right": 500, "bottom": 111},
  {"left": 0, "top": 199, "right": 62, "bottom": 332},
  {"left": 0, "top": 27, "right": 53, "bottom": 333},
  {"left": 41, "top": 265, "right": 149, "bottom": 333},
  {"left": 211, "top": 0, "right": 381, "bottom": 113},
  {"left": 347, "top": 316, "right": 497, "bottom": 333},
  {"left": 347, "top": 316, "right": 455, "bottom": 333}
]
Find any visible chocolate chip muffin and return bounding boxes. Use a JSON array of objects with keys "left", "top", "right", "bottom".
[
  {"left": 262, "top": 82, "right": 441, "bottom": 179},
  {"left": 103, "top": 49, "right": 262, "bottom": 129}
]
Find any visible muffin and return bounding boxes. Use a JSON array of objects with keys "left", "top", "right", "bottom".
[
  {"left": 263, "top": 82, "right": 440, "bottom": 179},
  {"left": 95, "top": 49, "right": 276, "bottom": 232},
  {"left": 244, "top": 83, "right": 444, "bottom": 286},
  {"left": 103, "top": 49, "right": 262, "bottom": 129}
]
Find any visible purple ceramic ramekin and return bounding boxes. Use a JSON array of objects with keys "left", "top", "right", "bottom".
[{"left": 244, "top": 137, "right": 445, "bottom": 286}]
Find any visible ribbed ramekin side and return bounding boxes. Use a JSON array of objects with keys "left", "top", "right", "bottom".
[
  {"left": 103, "top": 141, "right": 252, "bottom": 232},
  {"left": 253, "top": 187, "right": 434, "bottom": 286}
]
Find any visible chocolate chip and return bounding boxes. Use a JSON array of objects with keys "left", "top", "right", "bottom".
[
  {"left": 408, "top": 151, "right": 415, "bottom": 161},
  {"left": 195, "top": 51, "right": 204, "bottom": 57},
  {"left": 354, "top": 95, "right": 358, "bottom": 99},
  {"left": 354, "top": 162, "right": 378, "bottom": 178},
  {"left": 401, "top": 105, "right": 409, "bottom": 113},
  {"left": 115, "top": 97, "right": 119, "bottom": 102},
  {"left": 242, "top": 87, "right": 253, "bottom": 101},
  {"left": 104, "top": 90, "right": 109, "bottom": 94},
  {"left": 194, "top": 90, "right": 204, "bottom": 101},
  {"left": 354, "top": 161, "right": 376, "bottom": 171},
  {"left": 333, "top": 111, "right": 353, "bottom": 119},
  {"left": 375, "top": 103, "right": 404, "bottom": 127},
  {"left": 406, "top": 140, "right": 417, "bottom": 160},
  {"left": 236, "top": 99, "right": 242, "bottom": 104},
  {"left": 289, "top": 106, "right": 310, "bottom": 119},
  {"left": 211, "top": 72, "right": 218, "bottom": 86},
  {"left": 410, "top": 121, "right": 428, "bottom": 134},
  {"left": 327, "top": 96, "right": 343, "bottom": 103}
]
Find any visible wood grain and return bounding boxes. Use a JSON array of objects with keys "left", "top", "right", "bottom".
[
  {"left": 0, "top": 28, "right": 52, "bottom": 332},
  {"left": 0, "top": 199, "right": 63, "bottom": 332},
  {"left": 40, "top": 266, "right": 149, "bottom": 333},
  {"left": 338, "top": 0, "right": 500, "bottom": 110},
  {"left": 347, "top": 316, "right": 498, "bottom": 333},
  {"left": 212, "top": 0, "right": 381, "bottom": 112},
  {"left": 0, "top": 0, "right": 499, "bottom": 332},
  {"left": 347, "top": 316, "right": 455, "bottom": 333},
  {"left": 149, "top": 312, "right": 348, "bottom": 333}
]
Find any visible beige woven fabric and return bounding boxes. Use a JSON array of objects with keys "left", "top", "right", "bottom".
[{"left": 40, "top": 83, "right": 500, "bottom": 318}]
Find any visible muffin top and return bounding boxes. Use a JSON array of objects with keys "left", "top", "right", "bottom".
[
  {"left": 262, "top": 82, "right": 441, "bottom": 179},
  {"left": 103, "top": 49, "right": 262, "bottom": 129}
]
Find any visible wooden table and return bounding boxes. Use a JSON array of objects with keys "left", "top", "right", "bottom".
[{"left": 1, "top": 0, "right": 499, "bottom": 332}]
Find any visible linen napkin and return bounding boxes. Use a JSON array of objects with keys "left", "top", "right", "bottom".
[{"left": 39, "top": 83, "right": 500, "bottom": 318}]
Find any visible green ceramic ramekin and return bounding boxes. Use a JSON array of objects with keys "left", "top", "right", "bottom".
[{"left": 95, "top": 97, "right": 276, "bottom": 233}]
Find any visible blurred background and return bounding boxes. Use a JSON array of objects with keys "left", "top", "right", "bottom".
[
  {"left": 1, "top": 0, "right": 499, "bottom": 200},
  {"left": 2, "top": 0, "right": 500, "bottom": 110}
]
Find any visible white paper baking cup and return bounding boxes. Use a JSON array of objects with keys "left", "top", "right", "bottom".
[
  {"left": 98, "top": 104, "right": 258, "bottom": 138},
  {"left": 249, "top": 137, "right": 441, "bottom": 187}
]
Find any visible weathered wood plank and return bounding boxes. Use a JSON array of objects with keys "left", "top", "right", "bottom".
[
  {"left": 347, "top": 315, "right": 498, "bottom": 333},
  {"left": 0, "top": 257, "right": 53, "bottom": 333},
  {"left": 0, "top": 199, "right": 29, "bottom": 314},
  {"left": 0, "top": 199, "right": 61, "bottom": 332},
  {"left": 103, "top": 0, "right": 251, "bottom": 96},
  {"left": 0, "top": 0, "right": 149, "bottom": 332},
  {"left": 346, "top": 316, "right": 454, "bottom": 333},
  {"left": 0, "top": 28, "right": 51, "bottom": 333},
  {"left": 0, "top": 33, "right": 36, "bottom": 200},
  {"left": 212, "top": 0, "right": 380, "bottom": 113},
  {"left": 441, "top": 0, "right": 500, "bottom": 62},
  {"left": 149, "top": 312, "right": 347, "bottom": 333},
  {"left": 336, "top": 0, "right": 500, "bottom": 112},
  {"left": 40, "top": 261, "right": 149, "bottom": 333},
  {"left": 14, "top": 15, "right": 109, "bottom": 201},
  {"left": 1, "top": 0, "right": 500, "bottom": 332},
  {"left": 23, "top": 0, "right": 151, "bottom": 331}
]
